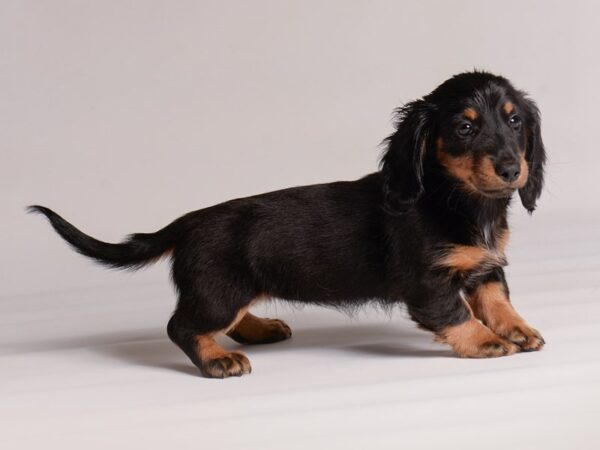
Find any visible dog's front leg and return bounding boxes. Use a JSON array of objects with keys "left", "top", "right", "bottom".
[
  {"left": 406, "top": 284, "right": 519, "bottom": 358},
  {"left": 467, "top": 268, "right": 545, "bottom": 352}
]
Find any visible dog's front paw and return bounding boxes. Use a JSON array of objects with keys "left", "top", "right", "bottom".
[
  {"left": 497, "top": 324, "right": 545, "bottom": 352},
  {"left": 438, "top": 318, "right": 519, "bottom": 358},
  {"left": 473, "top": 337, "right": 520, "bottom": 358}
]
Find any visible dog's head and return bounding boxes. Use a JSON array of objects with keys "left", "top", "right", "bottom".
[{"left": 380, "top": 71, "right": 546, "bottom": 215}]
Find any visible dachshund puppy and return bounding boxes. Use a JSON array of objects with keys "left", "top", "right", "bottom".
[{"left": 30, "top": 71, "right": 546, "bottom": 378}]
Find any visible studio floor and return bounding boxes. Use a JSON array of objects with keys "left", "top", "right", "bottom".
[{"left": 2, "top": 216, "right": 599, "bottom": 449}]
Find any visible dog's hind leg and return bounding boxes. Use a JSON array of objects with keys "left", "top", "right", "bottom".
[
  {"left": 166, "top": 233, "right": 274, "bottom": 377},
  {"left": 167, "top": 302, "right": 254, "bottom": 378},
  {"left": 227, "top": 311, "right": 292, "bottom": 345}
]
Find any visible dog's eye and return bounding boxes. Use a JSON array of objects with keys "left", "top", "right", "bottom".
[
  {"left": 508, "top": 115, "right": 522, "bottom": 130},
  {"left": 457, "top": 123, "right": 474, "bottom": 137}
]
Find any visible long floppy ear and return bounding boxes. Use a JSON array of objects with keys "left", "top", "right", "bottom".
[
  {"left": 380, "top": 100, "right": 435, "bottom": 215},
  {"left": 518, "top": 98, "right": 546, "bottom": 213}
]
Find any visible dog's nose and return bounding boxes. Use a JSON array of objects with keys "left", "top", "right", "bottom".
[{"left": 496, "top": 162, "right": 521, "bottom": 183}]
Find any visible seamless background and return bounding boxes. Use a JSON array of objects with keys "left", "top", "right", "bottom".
[
  {"left": 3, "top": 0, "right": 598, "bottom": 296},
  {"left": 2, "top": 1, "right": 600, "bottom": 449}
]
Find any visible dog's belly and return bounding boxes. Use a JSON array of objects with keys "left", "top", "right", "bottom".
[{"left": 262, "top": 265, "right": 389, "bottom": 306}]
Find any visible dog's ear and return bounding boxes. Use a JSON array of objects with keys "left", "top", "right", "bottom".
[
  {"left": 380, "top": 100, "right": 435, "bottom": 215},
  {"left": 518, "top": 98, "right": 546, "bottom": 213}
]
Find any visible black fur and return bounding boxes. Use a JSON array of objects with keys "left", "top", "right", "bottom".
[
  {"left": 518, "top": 100, "right": 546, "bottom": 213},
  {"left": 30, "top": 71, "right": 546, "bottom": 374},
  {"left": 381, "top": 99, "right": 436, "bottom": 214},
  {"left": 27, "top": 205, "right": 182, "bottom": 269}
]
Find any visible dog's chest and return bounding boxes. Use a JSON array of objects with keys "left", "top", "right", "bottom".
[{"left": 434, "top": 224, "right": 509, "bottom": 278}]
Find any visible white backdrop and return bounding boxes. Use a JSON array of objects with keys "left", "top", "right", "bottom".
[
  {"left": 2, "top": 0, "right": 598, "bottom": 297},
  {"left": 3, "top": 2, "right": 600, "bottom": 450}
]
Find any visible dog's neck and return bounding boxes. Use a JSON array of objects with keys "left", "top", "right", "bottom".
[{"left": 420, "top": 170, "right": 510, "bottom": 245}]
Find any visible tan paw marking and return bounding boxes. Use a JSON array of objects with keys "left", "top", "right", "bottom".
[
  {"left": 201, "top": 352, "right": 252, "bottom": 378},
  {"left": 498, "top": 324, "right": 545, "bottom": 352},
  {"left": 195, "top": 335, "right": 252, "bottom": 378},
  {"left": 227, "top": 313, "right": 292, "bottom": 345},
  {"left": 469, "top": 282, "right": 545, "bottom": 352},
  {"left": 437, "top": 317, "right": 519, "bottom": 358}
]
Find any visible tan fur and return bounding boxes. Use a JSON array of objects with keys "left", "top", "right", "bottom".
[
  {"left": 224, "top": 305, "right": 252, "bottom": 333},
  {"left": 223, "top": 294, "right": 268, "bottom": 333},
  {"left": 230, "top": 312, "right": 268, "bottom": 339},
  {"left": 436, "top": 148, "right": 478, "bottom": 193},
  {"left": 195, "top": 334, "right": 230, "bottom": 360},
  {"left": 437, "top": 137, "right": 444, "bottom": 150},
  {"left": 436, "top": 137, "right": 530, "bottom": 193},
  {"left": 474, "top": 155, "right": 528, "bottom": 190},
  {"left": 196, "top": 334, "right": 252, "bottom": 378},
  {"left": 468, "top": 282, "right": 544, "bottom": 351},
  {"left": 437, "top": 245, "right": 504, "bottom": 273},
  {"left": 468, "top": 282, "right": 511, "bottom": 325},
  {"left": 229, "top": 312, "right": 291, "bottom": 343},
  {"left": 517, "top": 155, "right": 529, "bottom": 188},
  {"left": 474, "top": 156, "right": 506, "bottom": 190},
  {"left": 464, "top": 107, "right": 478, "bottom": 121},
  {"left": 193, "top": 333, "right": 252, "bottom": 377},
  {"left": 191, "top": 294, "right": 270, "bottom": 377},
  {"left": 437, "top": 301, "right": 518, "bottom": 357},
  {"left": 503, "top": 101, "right": 514, "bottom": 115}
]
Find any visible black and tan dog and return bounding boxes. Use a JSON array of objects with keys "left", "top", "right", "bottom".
[{"left": 30, "top": 71, "right": 546, "bottom": 378}]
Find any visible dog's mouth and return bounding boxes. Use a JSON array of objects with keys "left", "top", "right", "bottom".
[{"left": 477, "top": 186, "right": 517, "bottom": 198}]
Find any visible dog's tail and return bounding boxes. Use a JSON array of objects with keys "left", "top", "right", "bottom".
[{"left": 27, "top": 205, "right": 181, "bottom": 270}]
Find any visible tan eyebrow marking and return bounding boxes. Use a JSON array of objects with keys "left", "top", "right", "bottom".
[
  {"left": 437, "top": 137, "right": 444, "bottom": 150},
  {"left": 464, "top": 108, "right": 478, "bottom": 121},
  {"left": 503, "top": 101, "right": 514, "bottom": 115}
]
